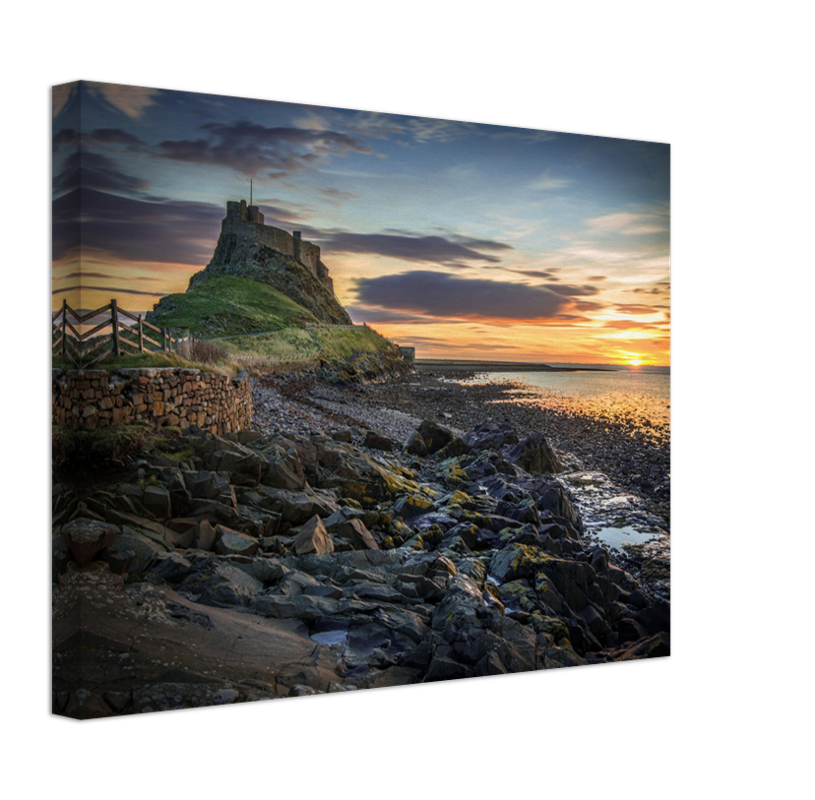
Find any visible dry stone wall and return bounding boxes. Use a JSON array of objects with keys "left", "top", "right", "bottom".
[{"left": 52, "top": 367, "right": 253, "bottom": 434}]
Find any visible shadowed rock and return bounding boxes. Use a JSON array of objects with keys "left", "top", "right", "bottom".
[
  {"left": 506, "top": 433, "right": 563, "bottom": 474},
  {"left": 294, "top": 515, "right": 335, "bottom": 555},
  {"left": 62, "top": 518, "right": 118, "bottom": 564}
]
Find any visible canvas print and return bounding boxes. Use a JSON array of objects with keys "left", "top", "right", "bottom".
[{"left": 52, "top": 81, "right": 670, "bottom": 719}]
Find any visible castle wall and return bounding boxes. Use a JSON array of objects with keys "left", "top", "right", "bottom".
[
  {"left": 299, "top": 241, "right": 321, "bottom": 274},
  {"left": 52, "top": 368, "right": 253, "bottom": 435},
  {"left": 221, "top": 216, "right": 296, "bottom": 258},
  {"left": 220, "top": 205, "right": 333, "bottom": 294}
]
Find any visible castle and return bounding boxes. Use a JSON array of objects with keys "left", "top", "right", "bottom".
[{"left": 223, "top": 199, "right": 335, "bottom": 295}]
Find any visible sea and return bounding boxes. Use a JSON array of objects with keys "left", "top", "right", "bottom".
[{"left": 462, "top": 364, "right": 670, "bottom": 433}]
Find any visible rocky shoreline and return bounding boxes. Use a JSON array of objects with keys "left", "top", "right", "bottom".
[
  {"left": 52, "top": 364, "right": 670, "bottom": 718},
  {"left": 254, "top": 367, "right": 670, "bottom": 524}
]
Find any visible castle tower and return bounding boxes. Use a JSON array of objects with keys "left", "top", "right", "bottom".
[
  {"left": 226, "top": 200, "right": 247, "bottom": 219},
  {"left": 226, "top": 199, "right": 263, "bottom": 224},
  {"left": 293, "top": 231, "right": 302, "bottom": 262}
]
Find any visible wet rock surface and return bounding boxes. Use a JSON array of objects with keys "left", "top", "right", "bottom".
[{"left": 53, "top": 366, "right": 670, "bottom": 718}]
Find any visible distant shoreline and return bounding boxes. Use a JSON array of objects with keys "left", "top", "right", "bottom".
[{"left": 414, "top": 359, "right": 617, "bottom": 373}]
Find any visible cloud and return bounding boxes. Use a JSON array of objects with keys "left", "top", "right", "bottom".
[
  {"left": 86, "top": 82, "right": 161, "bottom": 118},
  {"left": 600, "top": 319, "right": 666, "bottom": 330},
  {"left": 448, "top": 235, "right": 513, "bottom": 252},
  {"left": 53, "top": 285, "right": 166, "bottom": 298},
  {"left": 355, "top": 271, "right": 595, "bottom": 322},
  {"left": 630, "top": 279, "right": 671, "bottom": 295},
  {"left": 52, "top": 151, "right": 150, "bottom": 196},
  {"left": 323, "top": 232, "right": 506, "bottom": 267},
  {"left": 53, "top": 128, "right": 78, "bottom": 149},
  {"left": 293, "top": 109, "right": 404, "bottom": 141},
  {"left": 156, "top": 120, "right": 373, "bottom": 177},
  {"left": 529, "top": 172, "right": 571, "bottom": 191},
  {"left": 317, "top": 187, "right": 358, "bottom": 202},
  {"left": 52, "top": 188, "right": 223, "bottom": 265},
  {"left": 613, "top": 303, "right": 664, "bottom": 315},
  {"left": 344, "top": 305, "right": 432, "bottom": 325},
  {"left": 506, "top": 269, "right": 558, "bottom": 280},
  {"left": 587, "top": 211, "right": 667, "bottom": 235},
  {"left": 559, "top": 245, "right": 641, "bottom": 264},
  {"left": 404, "top": 117, "right": 473, "bottom": 143},
  {"left": 86, "top": 128, "right": 145, "bottom": 148}
]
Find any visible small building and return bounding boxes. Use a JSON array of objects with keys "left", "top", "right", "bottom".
[{"left": 398, "top": 346, "right": 416, "bottom": 364}]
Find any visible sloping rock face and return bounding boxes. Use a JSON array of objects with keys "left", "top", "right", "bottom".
[
  {"left": 148, "top": 223, "right": 352, "bottom": 328},
  {"left": 52, "top": 421, "right": 669, "bottom": 718},
  {"left": 187, "top": 232, "right": 352, "bottom": 326}
]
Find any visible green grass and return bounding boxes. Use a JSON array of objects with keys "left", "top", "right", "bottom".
[
  {"left": 51, "top": 350, "right": 237, "bottom": 376},
  {"left": 53, "top": 275, "right": 401, "bottom": 374},
  {"left": 216, "top": 325, "right": 397, "bottom": 366},
  {"left": 147, "top": 275, "right": 319, "bottom": 337},
  {"left": 315, "top": 327, "right": 397, "bottom": 359}
]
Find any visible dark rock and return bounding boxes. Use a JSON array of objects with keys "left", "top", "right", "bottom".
[
  {"left": 178, "top": 562, "right": 264, "bottom": 607},
  {"left": 62, "top": 518, "right": 118, "bottom": 564},
  {"left": 336, "top": 518, "right": 380, "bottom": 551},
  {"left": 496, "top": 498, "right": 541, "bottom": 526},
  {"left": 142, "top": 486, "right": 172, "bottom": 519},
  {"left": 392, "top": 495, "right": 435, "bottom": 519},
  {"left": 364, "top": 431, "right": 394, "bottom": 451},
  {"left": 214, "top": 525, "right": 259, "bottom": 557},
  {"left": 417, "top": 419, "right": 453, "bottom": 454},
  {"left": 464, "top": 423, "right": 519, "bottom": 452},
  {"left": 506, "top": 433, "right": 563, "bottom": 474},
  {"left": 499, "top": 523, "right": 542, "bottom": 548},
  {"left": 635, "top": 599, "right": 671, "bottom": 635},
  {"left": 263, "top": 448, "right": 307, "bottom": 491},
  {"left": 535, "top": 482, "right": 581, "bottom": 531},
  {"left": 436, "top": 436, "right": 472, "bottom": 460},
  {"left": 403, "top": 431, "right": 428, "bottom": 457},
  {"left": 627, "top": 588, "right": 650, "bottom": 610},
  {"left": 104, "top": 527, "right": 166, "bottom": 575},
  {"left": 150, "top": 552, "right": 193, "bottom": 583},
  {"left": 616, "top": 617, "right": 649, "bottom": 643},
  {"left": 294, "top": 514, "right": 334, "bottom": 555}
]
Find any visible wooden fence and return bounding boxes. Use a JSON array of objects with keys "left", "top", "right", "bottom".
[{"left": 52, "top": 299, "right": 192, "bottom": 368}]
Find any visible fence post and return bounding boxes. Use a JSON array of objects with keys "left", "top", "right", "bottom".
[
  {"left": 111, "top": 299, "right": 120, "bottom": 357},
  {"left": 162, "top": 327, "right": 167, "bottom": 352},
  {"left": 61, "top": 298, "right": 67, "bottom": 358},
  {"left": 138, "top": 314, "right": 144, "bottom": 353}
]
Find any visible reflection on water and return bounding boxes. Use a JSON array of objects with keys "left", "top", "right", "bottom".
[
  {"left": 310, "top": 629, "right": 348, "bottom": 646},
  {"left": 462, "top": 366, "right": 670, "bottom": 435},
  {"left": 593, "top": 525, "right": 661, "bottom": 551}
]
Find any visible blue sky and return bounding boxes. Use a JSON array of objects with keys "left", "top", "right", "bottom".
[{"left": 52, "top": 81, "right": 670, "bottom": 364}]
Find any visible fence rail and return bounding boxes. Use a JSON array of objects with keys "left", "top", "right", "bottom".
[{"left": 52, "top": 299, "right": 193, "bottom": 368}]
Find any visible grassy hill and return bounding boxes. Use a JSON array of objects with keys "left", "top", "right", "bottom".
[
  {"left": 147, "top": 275, "right": 319, "bottom": 337},
  {"left": 215, "top": 325, "right": 398, "bottom": 363},
  {"left": 55, "top": 218, "right": 411, "bottom": 377},
  {"left": 144, "top": 274, "right": 408, "bottom": 378}
]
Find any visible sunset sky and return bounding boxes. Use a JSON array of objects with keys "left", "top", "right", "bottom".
[{"left": 52, "top": 81, "right": 670, "bottom": 365}]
